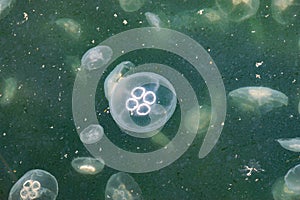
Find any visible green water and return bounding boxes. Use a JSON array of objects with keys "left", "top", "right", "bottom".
[{"left": 0, "top": 0, "right": 299, "bottom": 199}]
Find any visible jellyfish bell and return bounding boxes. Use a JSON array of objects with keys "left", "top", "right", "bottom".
[
  {"left": 216, "top": 0, "right": 260, "bottom": 22},
  {"left": 8, "top": 169, "right": 58, "bottom": 200},
  {"left": 105, "top": 172, "right": 142, "bottom": 200},
  {"left": 55, "top": 18, "right": 82, "bottom": 40},
  {"left": 119, "top": 0, "right": 145, "bottom": 12},
  {"left": 79, "top": 124, "right": 104, "bottom": 145},
  {"left": 71, "top": 157, "right": 105, "bottom": 175},
  {"left": 271, "top": 0, "right": 300, "bottom": 25},
  {"left": 272, "top": 177, "right": 300, "bottom": 200},
  {"left": 105, "top": 68, "right": 177, "bottom": 138},
  {"left": 285, "top": 164, "right": 300, "bottom": 194},
  {"left": 0, "top": 0, "right": 15, "bottom": 20},
  {"left": 276, "top": 137, "right": 300, "bottom": 152}
]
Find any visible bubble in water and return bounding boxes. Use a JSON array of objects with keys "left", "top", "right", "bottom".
[
  {"left": 81, "top": 45, "right": 113, "bottom": 71},
  {"left": 71, "top": 157, "right": 105, "bottom": 175},
  {"left": 216, "top": 0, "right": 260, "bottom": 22},
  {"left": 104, "top": 65, "right": 177, "bottom": 138},
  {"left": 228, "top": 86, "right": 288, "bottom": 114},
  {"left": 119, "top": 0, "right": 145, "bottom": 12},
  {"left": 277, "top": 137, "right": 300, "bottom": 152},
  {"left": 55, "top": 18, "right": 82, "bottom": 40},
  {"left": 8, "top": 169, "right": 58, "bottom": 200},
  {"left": 271, "top": 0, "right": 300, "bottom": 25},
  {"left": 0, "top": 0, "right": 15, "bottom": 20},
  {"left": 105, "top": 172, "right": 142, "bottom": 200},
  {"left": 79, "top": 124, "right": 104, "bottom": 145}
]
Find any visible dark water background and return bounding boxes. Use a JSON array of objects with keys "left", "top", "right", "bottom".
[{"left": 0, "top": 0, "right": 299, "bottom": 199}]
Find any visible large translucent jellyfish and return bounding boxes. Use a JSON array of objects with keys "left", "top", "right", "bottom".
[
  {"left": 272, "top": 177, "right": 300, "bottom": 200},
  {"left": 55, "top": 18, "right": 82, "bottom": 40},
  {"left": 216, "top": 0, "right": 260, "bottom": 22},
  {"left": 285, "top": 164, "right": 300, "bottom": 193},
  {"left": 228, "top": 86, "right": 288, "bottom": 114},
  {"left": 81, "top": 45, "right": 113, "bottom": 71},
  {"left": 271, "top": 0, "right": 300, "bottom": 25},
  {"left": 105, "top": 172, "right": 142, "bottom": 200},
  {"left": 0, "top": 77, "right": 17, "bottom": 106},
  {"left": 71, "top": 157, "right": 105, "bottom": 175},
  {"left": 8, "top": 169, "right": 58, "bottom": 200},
  {"left": 0, "top": 0, "right": 15, "bottom": 20},
  {"left": 104, "top": 62, "right": 177, "bottom": 138},
  {"left": 277, "top": 138, "right": 300, "bottom": 152},
  {"left": 79, "top": 124, "right": 104, "bottom": 145},
  {"left": 119, "top": 0, "right": 145, "bottom": 12}
]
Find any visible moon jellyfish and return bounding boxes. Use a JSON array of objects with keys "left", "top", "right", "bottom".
[
  {"left": 277, "top": 138, "right": 300, "bottom": 152},
  {"left": 55, "top": 18, "right": 82, "bottom": 40},
  {"left": 105, "top": 172, "right": 142, "bottom": 200},
  {"left": 104, "top": 62, "right": 177, "bottom": 138},
  {"left": 285, "top": 164, "right": 300, "bottom": 193},
  {"left": 0, "top": 77, "right": 17, "bottom": 106},
  {"left": 272, "top": 177, "right": 300, "bottom": 200},
  {"left": 0, "top": 0, "right": 15, "bottom": 20},
  {"left": 271, "top": 0, "right": 300, "bottom": 25},
  {"left": 119, "top": 0, "right": 145, "bottom": 12},
  {"left": 71, "top": 157, "right": 105, "bottom": 175},
  {"left": 216, "top": 0, "right": 260, "bottom": 22},
  {"left": 79, "top": 124, "right": 104, "bottom": 145},
  {"left": 145, "top": 12, "right": 164, "bottom": 28},
  {"left": 228, "top": 86, "right": 288, "bottom": 114},
  {"left": 8, "top": 169, "right": 58, "bottom": 200},
  {"left": 81, "top": 45, "right": 113, "bottom": 71}
]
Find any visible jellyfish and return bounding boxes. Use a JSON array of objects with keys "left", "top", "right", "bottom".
[
  {"left": 0, "top": 0, "right": 15, "bottom": 20},
  {"left": 272, "top": 177, "right": 300, "bottom": 200},
  {"left": 276, "top": 138, "right": 300, "bottom": 152},
  {"left": 184, "top": 105, "right": 211, "bottom": 134},
  {"left": 228, "top": 86, "right": 288, "bottom": 114},
  {"left": 145, "top": 12, "right": 164, "bottom": 28},
  {"left": 81, "top": 45, "right": 113, "bottom": 71},
  {"left": 55, "top": 18, "right": 82, "bottom": 40},
  {"left": 105, "top": 172, "right": 142, "bottom": 200},
  {"left": 285, "top": 164, "right": 300, "bottom": 193},
  {"left": 104, "top": 64, "right": 177, "bottom": 138},
  {"left": 119, "top": 0, "right": 145, "bottom": 12},
  {"left": 8, "top": 169, "right": 58, "bottom": 200},
  {"left": 216, "top": 0, "right": 260, "bottom": 22},
  {"left": 71, "top": 157, "right": 105, "bottom": 175},
  {"left": 79, "top": 124, "right": 104, "bottom": 145},
  {"left": 271, "top": 0, "right": 300, "bottom": 25},
  {"left": 0, "top": 77, "right": 17, "bottom": 106}
]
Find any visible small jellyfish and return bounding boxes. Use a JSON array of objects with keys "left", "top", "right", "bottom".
[
  {"left": 271, "top": 0, "right": 300, "bottom": 25},
  {"left": 285, "top": 164, "right": 300, "bottom": 193},
  {"left": 55, "top": 18, "right": 82, "bottom": 40},
  {"left": 0, "top": 0, "right": 15, "bottom": 20},
  {"left": 119, "top": 0, "right": 145, "bottom": 12},
  {"left": 8, "top": 169, "right": 58, "bottom": 200},
  {"left": 105, "top": 172, "right": 142, "bottom": 200},
  {"left": 104, "top": 66, "right": 177, "bottom": 138},
  {"left": 0, "top": 77, "right": 17, "bottom": 106},
  {"left": 81, "top": 45, "right": 113, "bottom": 71},
  {"left": 79, "top": 124, "right": 104, "bottom": 145},
  {"left": 228, "top": 86, "right": 288, "bottom": 114},
  {"left": 216, "top": 0, "right": 260, "bottom": 22},
  {"left": 272, "top": 177, "right": 300, "bottom": 200},
  {"left": 145, "top": 12, "right": 164, "bottom": 28},
  {"left": 71, "top": 157, "right": 105, "bottom": 175},
  {"left": 277, "top": 138, "right": 300, "bottom": 152}
]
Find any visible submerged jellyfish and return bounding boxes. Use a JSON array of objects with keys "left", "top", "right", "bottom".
[
  {"left": 79, "top": 124, "right": 104, "bottom": 145},
  {"left": 277, "top": 138, "right": 300, "bottom": 152},
  {"left": 105, "top": 172, "right": 142, "bottom": 200},
  {"left": 119, "top": 0, "right": 145, "bottom": 12},
  {"left": 55, "top": 18, "right": 82, "bottom": 40},
  {"left": 81, "top": 45, "right": 113, "bottom": 71},
  {"left": 285, "top": 164, "right": 300, "bottom": 193},
  {"left": 8, "top": 169, "right": 58, "bottom": 200},
  {"left": 216, "top": 0, "right": 260, "bottom": 22},
  {"left": 228, "top": 86, "right": 288, "bottom": 114},
  {"left": 145, "top": 12, "right": 164, "bottom": 28},
  {"left": 104, "top": 63, "right": 177, "bottom": 138},
  {"left": 71, "top": 157, "right": 105, "bottom": 175},
  {"left": 0, "top": 0, "right": 15, "bottom": 20},
  {"left": 271, "top": 0, "right": 300, "bottom": 25},
  {"left": 0, "top": 77, "right": 17, "bottom": 106}
]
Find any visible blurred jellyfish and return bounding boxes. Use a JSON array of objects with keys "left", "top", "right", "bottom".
[
  {"left": 271, "top": 0, "right": 300, "bottom": 25},
  {"left": 0, "top": 0, "right": 15, "bottom": 20},
  {"left": 105, "top": 172, "right": 142, "bottom": 200},
  {"left": 71, "top": 157, "right": 105, "bottom": 175},
  {"left": 119, "top": 0, "right": 145, "bottom": 12},
  {"left": 216, "top": 0, "right": 260, "bottom": 22},
  {"left": 228, "top": 86, "right": 288, "bottom": 114},
  {"left": 8, "top": 169, "right": 58, "bottom": 200},
  {"left": 272, "top": 177, "right": 300, "bottom": 200},
  {"left": 277, "top": 138, "right": 300, "bottom": 152},
  {"left": 55, "top": 18, "right": 82, "bottom": 40},
  {"left": 0, "top": 77, "right": 17, "bottom": 106},
  {"left": 285, "top": 164, "right": 300, "bottom": 193},
  {"left": 79, "top": 124, "right": 104, "bottom": 145},
  {"left": 104, "top": 64, "right": 177, "bottom": 138},
  {"left": 81, "top": 45, "right": 113, "bottom": 71},
  {"left": 184, "top": 105, "right": 211, "bottom": 134},
  {"left": 145, "top": 12, "right": 164, "bottom": 28}
]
